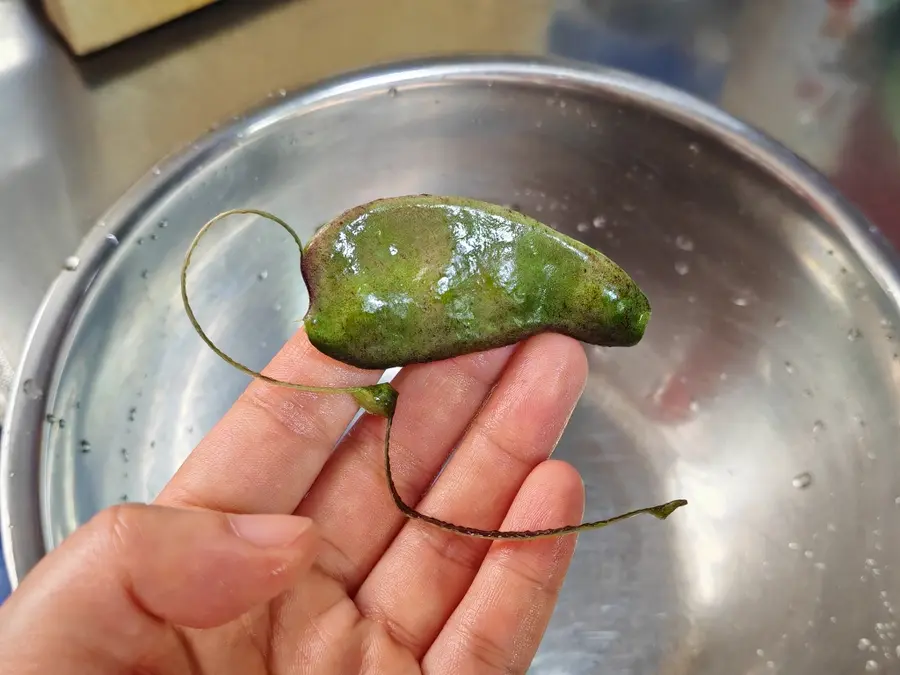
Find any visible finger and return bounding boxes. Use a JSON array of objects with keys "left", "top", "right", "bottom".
[
  {"left": 423, "top": 460, "right": 583, "bottom": 674},
  {"left": 297, "top": 344, "right": 515, "bottom": 590},
  {"left": 157, "top": 327, "right": 381, "bottom": 514},
  {"left": 355, "top": 334, "right": 587, "bottom": 658},
  {"left": 0, "top": 504, "right": 318, "bottom": 674}
]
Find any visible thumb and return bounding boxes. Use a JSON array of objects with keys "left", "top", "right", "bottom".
[{"left": 0, "top": 504, "right": 318, "bottom": 673}]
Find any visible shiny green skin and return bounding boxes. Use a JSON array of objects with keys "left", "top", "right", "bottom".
[{"left": 301, "top": 195, "right": 650, "bottom": 370}]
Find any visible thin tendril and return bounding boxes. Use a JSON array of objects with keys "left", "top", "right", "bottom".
[
  {"left": 182, "top": 208, "right": 687, "bottom": 541},
  {"left": 381, "top": 415, "right": 687, "bottom": 541},
  {"left": 180, "top": 208, "right": 379, "bottom": 408}
]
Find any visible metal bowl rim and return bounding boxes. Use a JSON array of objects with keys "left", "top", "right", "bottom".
[{"left": 3, "top": 53, "right": 897, "bottom": 588}]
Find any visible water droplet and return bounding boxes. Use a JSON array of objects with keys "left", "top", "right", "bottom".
[
  {"left": 766, "top": 661, "right": 775, "bottom": 669},
  {"left": 719, "top": 372, "right": 728, "bottom": 381},
  {"left": 866, "top": 660, "right": 879, "bottom": 671},
  {"left": 848, "top": 328, "right": 863, "bottom": 341},
  {"left": 63, "top": 255, "right": 80, "bottom": 271},
  {"left": 137, "top": 237, "right": 144, "bottom": 246},
  {"left": 861, "top": 639, "right": 873, "bottom": 650},
  {"left": 815, "top": 561, "right": 827, "bottom": 570},
  {"left": 589, "top": 119, "right": 598, "bottom": 128},
  {"left": 258, "top": 270, "right": 269, "bottom": 281},
  {"left": 830, "top": 616, "right": 838, "bottom": 623},
  {"left": 674, "top": 261, "right": 690, "bottom": 276},
  {"left": 45, "top": 413, "right": 56, "bottom": 424},
  {"left": 732, "top": 296, "right": 749, "bottom": 307},
  {"left": 775, "top": 317, "right": 787, "bottom": 328},
  {"left": 689, "top": 142, "right": 700, "bottom": 154},
  {"left": 592, "top": 216, "right": 606, "bottom": 229},
  {"left": 274, "top": 302, "right": 283, "bottom": 312},
  {"left": 387, "top": 87, "right": 398, "bottom": 97},
  {"left": 896, "top": 646, "right": 900, "bottom": 658},
  {"left": 622, "top": 203, "right": 635, "bottom": 212},
  {"left": 158, "top": 220, "right": 168, "bottom": 229},
  {"left": 804, "top": 549, "right": 815, "bottom": 559},
  {"left": 140, "top": 269, "right": 149, "bottom": 279},
  {"left": 151, "top": 167, "right": 161, "bottom": 176},
  {"left": 793, "top": 472, "right": 813, "bottom": 489},
  {"left": 675, "top": 235, "right": 694, "bottom": 251},
  {"left": 689, "top": 399, "right": 700, "bottom": 413},
  {"left": 105, "top": 234, "right": 119, "bottom": 245},
  {"left": 278, "top": 88, "right": 287, "bottom": 97},
  {"left": 58, "top": 418, "right": 65, "bottom": 429},
  {"left": 894, "top": 496, "right": 900, "bottom": 505},
  {"left": 559, "top": 100, "right": 567, "bottom": 109},
  {"left": 121, "top": 448, "right": 129, "bottom": 462},
  {"left": 813, "top": 420, "right": 825, "bottom": 434},
  {"left": 576, "top": 222, "right": 590, "bottom": 233},
  {"left": 150, "top": 233, "right": 158, "bottom": 241},
  {"left": 80, "top": 439, "right": 91, "bottom": 453},
  {"left": 757, "top": 649, "right": 765, "bottom": 657},
  {"left": 127, "top": 407, "right": 137, "bottom": 422},
  {"left": 788, "top": 542, "right": 801, "bottom": 550},
  {"left": 22, "top": 379, "right": 43, "bottom": 399},
  {"left": 784, "top": 361, "right": 795, "bottom": 374}
]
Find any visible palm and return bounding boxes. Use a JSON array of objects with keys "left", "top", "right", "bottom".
[
  {"left": 160, "top": 330, "right": 587, "bottom": 674},
  {"left": 180, "top": 569, "right": 420, "bottom": 673}
]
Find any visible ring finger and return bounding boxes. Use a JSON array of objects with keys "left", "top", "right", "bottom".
[{"left": 295, "top": 343, "right": 516, "bottom": 591}]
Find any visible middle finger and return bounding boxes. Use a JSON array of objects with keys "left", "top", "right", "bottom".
[{"left": 295, "top": 343, "right": 516, "bottom": 591}]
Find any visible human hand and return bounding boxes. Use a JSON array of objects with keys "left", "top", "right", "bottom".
[{"left": 0, "top": 329, "right": 588, "bottom": 674}]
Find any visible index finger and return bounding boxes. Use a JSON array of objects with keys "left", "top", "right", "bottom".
[{"left": 156, "top": 327, "right": 382, "bottom": 514}]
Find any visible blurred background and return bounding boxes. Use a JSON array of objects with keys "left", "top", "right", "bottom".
[{"left": 2, "top": 0, "right": 900, "bottom": 603}]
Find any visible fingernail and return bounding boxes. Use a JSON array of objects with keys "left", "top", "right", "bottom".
[{"left": 229, "top": 513, "right": 313, "bottom": 548}]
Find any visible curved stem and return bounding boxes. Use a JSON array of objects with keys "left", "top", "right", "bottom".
[
  {"left": 381, "top": 415, "right": 687, "bottom": 541},
  {"left": 182, "top": 208, "right": 687, "bottom": 540},
  {"left": 180, "top": 208, "right": 392, "bottom": 415}
]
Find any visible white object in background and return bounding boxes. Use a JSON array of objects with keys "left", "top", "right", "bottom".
[{"left": 720, "top": 0, "right": 879, "bottom": 173}]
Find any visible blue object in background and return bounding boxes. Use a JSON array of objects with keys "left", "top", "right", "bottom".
[
  {"left": 0, "top": 469, "right": 9, "bottom": 602},
  {"left": 0, "top": 549, "right": 9, "bottom": 603},
  {"left": 547, "top": 0, "right": 733, "bottom": 102}
]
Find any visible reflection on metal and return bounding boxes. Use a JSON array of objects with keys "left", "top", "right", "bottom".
[
  {"left": 4, "top": 57, "right": 900, "bottom": 674},
  {"left": 2, "top": 0, "right": 900, "bottom": 671}
]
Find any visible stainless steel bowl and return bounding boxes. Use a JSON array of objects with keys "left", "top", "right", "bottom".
[{"left": 4, "top": 56, "right": 900, "bottom": 674}]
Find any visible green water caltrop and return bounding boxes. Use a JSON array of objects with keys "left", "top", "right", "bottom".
[
  {"left": 181, "top": 196, "right": 687, "bottom": 540},
  {"left": 301, "top": 195, "right": 651, "bottom": 369}
]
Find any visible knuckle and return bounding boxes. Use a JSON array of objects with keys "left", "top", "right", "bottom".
[
  {"left": 413, "top": 525, "right": 487, "bottom": 575},
  {"left": 449, "top": 351, "right": 503, "bottom": 389},
  {"left": 243, "top": 389, "right": 334, "bottom": 446},
  {"left": 456, "top": 621, "right": 517, "bottom": 674},
  {"left": 494, "top": 548, "right": 557, "bottom": 596},
  {"left": 89, "top": 503, "right": 142, "bottom": 555}
]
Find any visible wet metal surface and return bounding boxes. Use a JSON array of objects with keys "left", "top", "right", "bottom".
[
  {"left": 3, "top": 0, "right": 900, "bottom": 672},
  {"left": 5, "top": 58, "right": 900, "bottom": 674}
]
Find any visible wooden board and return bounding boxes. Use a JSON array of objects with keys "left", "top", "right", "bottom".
[{"left": 43, "top": 0, "right": 221, "bottom": 55}]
